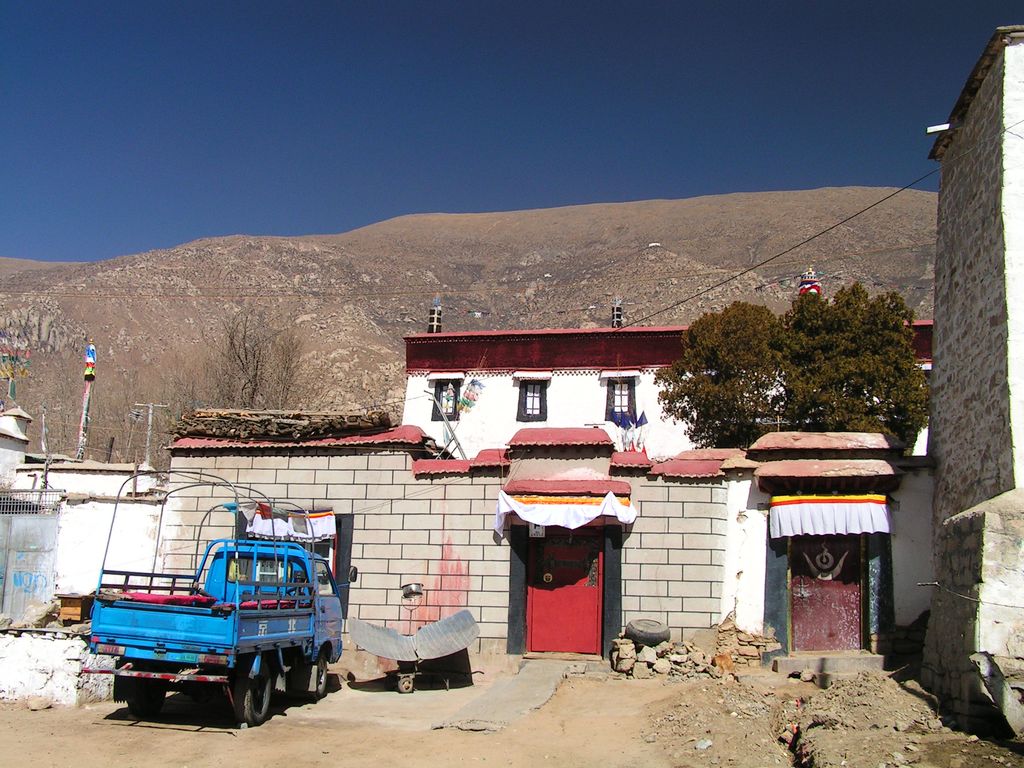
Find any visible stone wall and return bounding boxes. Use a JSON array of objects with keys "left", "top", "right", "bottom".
[
  {"left": 926, "top": 34, "right": 1024, "bottom": 726},
  {"left": 164, "top": 448, "right": 728, "bottom": 654},
  {"left": 930, "top": 50, "right": 1011, "bottom": 527}
]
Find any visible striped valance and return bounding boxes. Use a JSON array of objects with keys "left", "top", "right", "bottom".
[{"left": 768, "top": 494, "right": 890, "bottom": 539}]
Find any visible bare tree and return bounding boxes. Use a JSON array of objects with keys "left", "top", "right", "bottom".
[{"left": 196, "top": 305, "right": 326, "bottom": 411}]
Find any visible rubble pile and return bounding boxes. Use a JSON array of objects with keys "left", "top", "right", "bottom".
[
  {"left": 611, "top": 637, "right": 729, "bottom": 680},
  {"left": 715, "top": 615, "right": 781, "bottom": 666},
  {"left": 174, "top": 408, "right": 391, "bottom": 440}
]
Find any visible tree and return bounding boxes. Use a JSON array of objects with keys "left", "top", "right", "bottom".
[
  {"left": 656, "top": 285, "right": 929, "bottom": 448},
  {"left": 780, "top": 284, "right": 928, "bottom": 446},
  {"left": 175, "top": 305, "right": 328, "bottom": 413},
  {"left": 656, "top": 302, "right": 785, "bottom": 448}
]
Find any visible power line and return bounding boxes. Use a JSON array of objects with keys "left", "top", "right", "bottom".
[{"left": 617, "top": 118, "right": 1024, "bottom": 330}]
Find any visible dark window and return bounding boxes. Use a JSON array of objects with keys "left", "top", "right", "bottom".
[
  {"left": 431, "top": 379, "right": 461, "bottom": 421},
  {"left": 517, "top": 380, "right": 548, "bottom": 422},
  {"left": 605, "top": 378, "right": 636, "bottom": 422}
]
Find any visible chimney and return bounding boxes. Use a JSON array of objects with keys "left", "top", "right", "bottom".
[
  {"left": 611, "top": 297, "right": 623, "bottom": 328},
  {"left": 427, "top": 296, "right": 442, "bottom": 333}
]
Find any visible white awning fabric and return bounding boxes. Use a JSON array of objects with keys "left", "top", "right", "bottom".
[
  {"left": 494, "top": 490, "right": 636, "bottom": 534},
  {"left": 768, "top": 494, "right": 890, "bottom": 539}
]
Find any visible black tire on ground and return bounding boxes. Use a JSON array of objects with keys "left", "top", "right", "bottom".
[
  {"left": 233, "top": 655, "right": 273, "bottom": 727},
  {"left": 313, "top": 649, "right": 329, "bottom": 700},
  {"left": 624, "top": 618, "right": 671, "bottom": 647},
  {"left": 396, "top": 674, "right": 415, "bottom": 694},
  {"left": 126, "top": 679, "right": 167, "bottom": 718}
]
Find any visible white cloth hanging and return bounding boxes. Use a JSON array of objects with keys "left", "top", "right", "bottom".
[{"left": 493, "top": 490, "right": 636, "bottom": 534}]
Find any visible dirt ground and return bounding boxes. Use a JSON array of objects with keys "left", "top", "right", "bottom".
[{"left": 0, "top": 666, "right": 1022, "bottom": 768}]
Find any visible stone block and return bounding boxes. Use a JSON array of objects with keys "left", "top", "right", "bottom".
[
  {"left": 429, "top": 528, "right": 470, "bottom": 546},
  {"left": 640, "top": 564, "right": 683, "bottom": 582},
  {"left": 684, "top": 533, "right": 726, "bottom": 551},
  {"left": 682, "top": 597, "right": 720, "bottom": 614},
  {"left": 442, "top": 484, "right": 486, "bottom": 500},
  {"left": 402, "top": 544, "right": 443, "bottom": 560},
  {"left": 326, "top": 484, "right": 367, "bottom": 500},
  {"left": 362, "top": 544, "right": 403, "bottom": 559},
  {"left": 624, "top": 580, "right": 668, "bottom": 597},
  {"left": 314, "top": 469, "right": 355, "bottom": 485},
  {"left": 639, "top": 532, "right": 683, "bottom": 550},
  {"left": 367, "top": 454, "right": 410, "bottom": 471},
  {"left": 353, "top": 470, "right": 394, "bottom": 485},
  {"left": 639, "top": 596, "right": 682, "bottom": 613},
  {"left": 668, "top": 580, "right": 711, "bottom": 598},
  {"left": 632, "top": 484, "right": 669, "bottom": 502},
  {"left": 430, "top": 499, "right": 473, "bottom": 515},
  {"left": 366, "top": 484, "right": 405, "bottom": 500},
  {"left": 668, "top": 486, "right": 713, "bottom": 503},
  {"left": 328, "top": 454, "right": 369, "bottom": 470},
  {"left": 683, "top": 564, "right": 722, "bottom": 582},
  {"left": 668, "top": 517, "right": 712, "bottom": 534},
  {"left": 683, "top": 502, "right": 727, "bottom": 520},
  {"left": 403, "top": 514, "right": 444, "bottom": 530},
  {"left": 251, "top": 456, "right": 291, "bottom": 470},
  {"left": 471, "top": 560, "right": 509, "bottom": 577},
  {"left": 623, "top": 547, "right": 668, "bottom": 565}
]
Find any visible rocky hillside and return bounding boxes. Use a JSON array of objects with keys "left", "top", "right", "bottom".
[{"left": 0, "top": 186, "right": 936, "bottom": 461}]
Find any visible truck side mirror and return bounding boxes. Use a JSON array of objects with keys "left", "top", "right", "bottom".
[{"left": 347, "top": 566, "right": 359, "bottom": 584}]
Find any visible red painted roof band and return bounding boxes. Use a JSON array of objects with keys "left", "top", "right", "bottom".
[
  {"left": 171, "top": 425, "right": 429, "bottom": 450},
  {"left": 649, "top": 459, "right": 724, "bottom": 478},
  {"left": 472, "top": 448, "right": 511, "bottom": 467},
  {"left": 508, "top": 427, "right": 614, "bottom": 448},
  {"left": 610, "top": 451, "right": 653, "bottom": 468},
  {"left": 412, "top": 459, "right": 473, "bottom": 476},
  {"left": 503, "top": 478, "right": 632, "bottom": 496},
  {"left": 406, "top": 322, "right": 933, "bottom": 372}
]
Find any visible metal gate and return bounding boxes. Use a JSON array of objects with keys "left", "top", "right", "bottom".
[{"left": 0, "top": 492, "right": 61, "bottom": 619}]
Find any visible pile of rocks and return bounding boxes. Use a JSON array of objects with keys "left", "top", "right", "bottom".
[
  {"left": 611, "top": 637, "right": 726, "bottom": 680},
  {"left": 715, "top": 615, "right": 780, "bottom": 666}
]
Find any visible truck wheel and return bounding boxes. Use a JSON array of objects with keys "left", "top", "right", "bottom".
[
  {"left": 313, "top": 650, "right": 330, "bottom": 700},
  {"left": 233, "top": 657, "right": 272, "bottom": 726},
  {"left": 126, "top": 679, "right": 167, "bottom": 718},
  {"left": 396, "top": 674, "right": 415, "bottom": 694}
]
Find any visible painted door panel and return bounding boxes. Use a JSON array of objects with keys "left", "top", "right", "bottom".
[
  {"left": 791, "top": 535, "right": 861, "bottom": 651},
  {"left": 527, "top": 530, "right": 602, "bottom": 654}
]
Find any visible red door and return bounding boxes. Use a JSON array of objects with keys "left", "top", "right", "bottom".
[
  {"left": 791, "top": 535, "right": 862, "bottom": 651},
  {"left": 527, "top": 529, "right": 603, "bottom": 654}
]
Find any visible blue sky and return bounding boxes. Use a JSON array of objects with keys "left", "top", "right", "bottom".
[{"left": 1, "top": 2, "right": 1020, "bottom": 262}]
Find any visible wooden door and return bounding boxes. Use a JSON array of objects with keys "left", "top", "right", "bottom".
[
  {"left": 790, "top": 535, "right": 862, "bottom": 651},
  {"left": 527, "top": 529, "right": 603, "bottom": 654}
]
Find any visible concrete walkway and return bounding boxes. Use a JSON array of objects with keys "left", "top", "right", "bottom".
[{"left": 434, "top": 659, "right": 570, "bottom": 732}]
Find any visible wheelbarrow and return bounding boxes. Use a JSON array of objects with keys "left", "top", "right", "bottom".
[{"left": 348, "top": 609, "right": 479, "bottom": 693}]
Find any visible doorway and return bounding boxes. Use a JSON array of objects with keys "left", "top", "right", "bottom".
[
  {"left": 526, "top": 528, "right": 603, "bottom": 654},
  {"left": 790, "top": 534, "right": 862, "bottom": 651}
]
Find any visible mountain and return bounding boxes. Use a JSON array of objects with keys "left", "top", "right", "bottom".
[{"left": 0, "top": 187, "right": 936, "bottom": 462}]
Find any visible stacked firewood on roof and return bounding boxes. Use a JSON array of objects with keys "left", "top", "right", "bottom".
[{"left": 173, "top": 409, "right": 392, "bottom": 440}]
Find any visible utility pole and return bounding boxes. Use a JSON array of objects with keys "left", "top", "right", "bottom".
[{"left": 133, "top": 402, "right": 169, "bottom": 467}]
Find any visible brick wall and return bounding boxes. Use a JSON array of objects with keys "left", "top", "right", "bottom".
[{"left": 164, "top": 447, "right": 727, "bottom": 654}]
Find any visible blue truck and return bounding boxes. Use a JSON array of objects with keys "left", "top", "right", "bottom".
[{"left": 88, "top": 538, "right": 353, "bottom": 726}]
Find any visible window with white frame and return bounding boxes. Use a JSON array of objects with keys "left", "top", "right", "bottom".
[{"left": 517, "top": 380, "right": 548, "bottom": 422}]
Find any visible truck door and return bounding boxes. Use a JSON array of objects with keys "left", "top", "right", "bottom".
[{"left": 313, "top": 559, "right": 344, "bottom": 658}]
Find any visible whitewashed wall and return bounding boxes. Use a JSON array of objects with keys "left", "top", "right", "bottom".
[
  {"left": 403, "top": 369, "right": 694, "bottom": 460},
  {"left": 719, "top": 473, "right": 769, "bottom": 634},
  {"left": 14, "top": 463, "right": 159, "bottom": 497},
  {"left": 0, "top": 436, "right": 27, "bottom": 485},
  {"left": 55, "top": 498, "right": 162, "bottom": 596},
  {"left": 0, "top": 634, "right": 112, "bottom": 705},
  {"left": 889, "top": 467, "right": 935, "bottom": 625}
]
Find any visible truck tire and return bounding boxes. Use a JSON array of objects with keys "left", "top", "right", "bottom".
[
  {"left": 233, "top": 655, "right": 272, "bottom": 727},
  {"left": 126, "top": 679, "right": 167, "bottom": 718},
  {"left": 624, "top": 618, "right": 671, "bottom": 648},
  {"left": 313, "top": 649, "right": 330, "bottom": 700}
]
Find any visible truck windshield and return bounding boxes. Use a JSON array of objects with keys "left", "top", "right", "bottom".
[{"left": 227, "top": 556, "right": 308, "bottom": 585}]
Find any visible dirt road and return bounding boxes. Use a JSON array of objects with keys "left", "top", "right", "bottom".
[{"left": 0, "top": 669, "right": 1021, "bottom": 768}]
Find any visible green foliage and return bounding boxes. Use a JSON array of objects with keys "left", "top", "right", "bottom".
[
  {"left": 656, "top": 285, "right": 929, "bottom": 448},
  {"left": 656, "top": 302, "right": 784, "bottom": 449}
]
